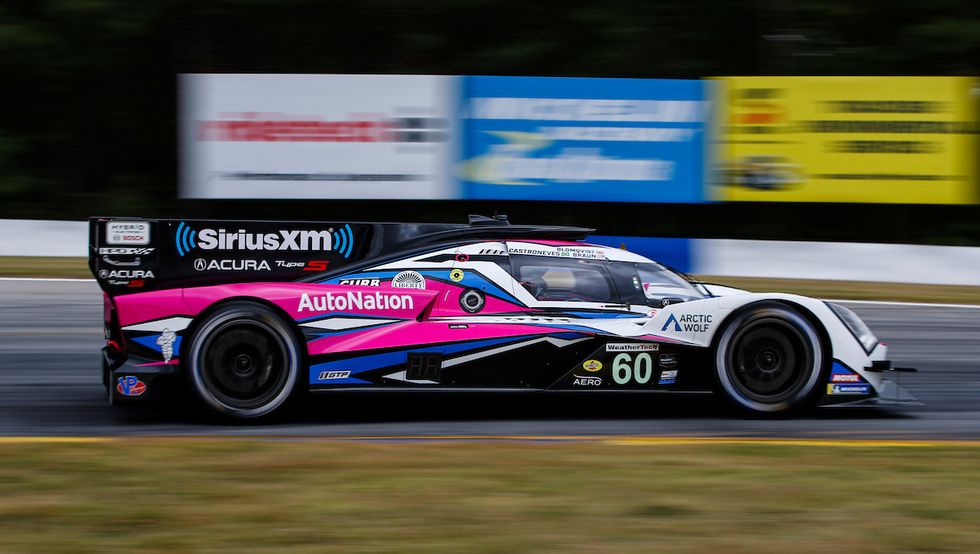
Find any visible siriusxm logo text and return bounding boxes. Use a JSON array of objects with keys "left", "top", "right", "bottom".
[
  {"left": 298, "top": 291, "right": 414, "bottom": 313},
  {"left": 175, "top": 222, "right": 355, "bottom": 258}
]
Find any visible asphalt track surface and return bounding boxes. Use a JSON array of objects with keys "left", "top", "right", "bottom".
[{"left": 2, "top": 279, "right": 978, "bottom": 440}]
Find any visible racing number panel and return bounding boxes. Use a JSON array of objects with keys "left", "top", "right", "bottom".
[{"left": 549, "top": 342, "right": 708, "bottom": 391}]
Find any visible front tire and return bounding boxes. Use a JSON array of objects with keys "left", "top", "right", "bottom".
[
  {"left": 186, "top": 302, "right": 301, "bottom": 419},
  {"left": 714, "top": 303, "right": 825, "bottom": 415}
]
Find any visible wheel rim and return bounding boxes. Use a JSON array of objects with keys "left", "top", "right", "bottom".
[
  {"left": 715, "top": 307, "right": 823, "bottom": 413},
  {"left": 726, "top": 318, "right": 811, "bottom": 404},
  {"left": 195, "top": 315, "right": 295, "bottom": 414}
]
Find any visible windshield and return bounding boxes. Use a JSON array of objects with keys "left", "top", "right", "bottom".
[
  {"left": 607, "top": 261, "right": 704, "bottom": 306},
  {"left": 510, "top": 254, "right": 703, "bottom": 306},
  {"left": 512, "top": 257, "right": 616, "bottom": 303}
]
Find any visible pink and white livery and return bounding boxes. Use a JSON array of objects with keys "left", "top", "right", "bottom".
[{"left": 90, "top": 215, "right": 918, "bottom": 419}]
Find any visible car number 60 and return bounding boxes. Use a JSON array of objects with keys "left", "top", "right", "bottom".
[{"left": 612, "top": 353, "right": 653, "bottom": 385}]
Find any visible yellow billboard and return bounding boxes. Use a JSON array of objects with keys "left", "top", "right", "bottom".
[{"left": 712, "top": 77, "right": 979, "bottom": 203}]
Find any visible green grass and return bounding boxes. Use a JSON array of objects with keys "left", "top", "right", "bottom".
[
  {"left": 697, "top": 275, "right": 980, "bottom": 305},
  {"left": 2, "top": 439, "right": 980, "bottom": 552},
  {"left": 0, "top": 256, "right": 89, "bottom": 278},
  {"left": 1, "top": 257, "right": 979, "bottom": 305}
]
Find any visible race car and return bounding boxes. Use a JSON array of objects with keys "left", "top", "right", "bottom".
[{"left": 90, "top": 215, "right": 918, "bottom": 419}]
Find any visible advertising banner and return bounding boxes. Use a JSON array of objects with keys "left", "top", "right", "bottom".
[
  {"left": 586, "top": 235, "right": 692, "bottom": 272},
  {"left": 458, "top": 76, "right": 710, "bottom": 203},
  {"left": 713, "top": 76, "right": 979, "bottom": 204},
  {"left": 180, "top": 74, "right": 455, "bottom": 199}
]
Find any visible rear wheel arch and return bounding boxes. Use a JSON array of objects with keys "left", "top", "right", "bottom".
[
  {"left": 183, "top": 296, "right": 308, "bottom": 364},
  {"left": 182, "top": 297, "right": 307, "bottom": 419}
]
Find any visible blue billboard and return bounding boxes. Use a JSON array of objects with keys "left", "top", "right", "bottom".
[
  {"left": 458, "top": 76, "right": 709, "bottom": 203},
  {"left": 586, "top": 235, "right": 692, "bottom": 272}
]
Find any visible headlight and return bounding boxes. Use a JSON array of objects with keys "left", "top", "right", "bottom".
[{"left": 826, "top": 302, "right": 878, "bottom": 354}]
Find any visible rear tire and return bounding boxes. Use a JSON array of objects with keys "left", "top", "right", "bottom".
[
  {"left": 714, "top": 303, "right": 825, "bottom": 415},
  {"left": 186, "top": 302, "right": 301, "bottom": 420}
]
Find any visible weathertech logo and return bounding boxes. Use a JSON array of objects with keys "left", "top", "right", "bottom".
[
  {"left": 174, "top": 222, "right": 355, "bottom": 258},
  {"left": 606, "top": 343, "right": 659, "bottom": 352}
]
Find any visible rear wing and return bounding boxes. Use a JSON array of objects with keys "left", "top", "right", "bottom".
[{"left": 88, "top": 216, "right": 592, "bottom": 295}]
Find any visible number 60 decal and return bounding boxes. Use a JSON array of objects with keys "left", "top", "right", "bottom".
[{"left": 612, "top": 353, "right": 654, "bottom": 385}]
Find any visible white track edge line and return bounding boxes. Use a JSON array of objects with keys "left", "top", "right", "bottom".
[
  {"left": 0, "top": 277, "right": 96, "bottom": 282},
  {"left": 826, "top": 298, "right": 980, "bottom": 309},
  {"left": 1, "top": 277, "right": 979, "bottom": 309}
]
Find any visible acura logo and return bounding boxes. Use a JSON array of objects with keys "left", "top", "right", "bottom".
[{"left": 194, "top": 258, "right": 206, "bottom": 271}]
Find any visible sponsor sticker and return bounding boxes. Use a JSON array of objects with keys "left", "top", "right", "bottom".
[
  {"left": 450, "top": 269, "right": 465, "bottom": 282},
  {"left": 298, "top": 291, "right": 415, "bottom": 313},
  {"left": 582, "top": 359, "right": 603, "bottom": 372},
  {"left": 116, "top": 376, "right": 147, "bottom": 397},
  {"left": 658, "top": 369, "right": 678, "bottom": 385},
  {"left": 572, "top": 375, "right": 602, "bottom": 386},
  {"left": 340, "top": 278, "right": 381, "bottom": 286},
  {"left": 98, "top": 247, "right": 154, "bottom": 255},
  {"left": 658, "top": 353, "right": 679, "bottom": 369},
  {"left": 448, "top": 323, "right": 469, "bottom": 329},
  {"left": 174, "top": 221, "right": 355, "bottom": 258},
  {"left": 99, "top": 269, "right": 154, "bottom": 280},
  {"left": 156, "top": 329, "right": 177, "bottom": 363},
  {"left": 831, "top": 373, "right": 862, "bottom": 383},
  {"left": 391, "top": 270, "right": 426, "bottom": 290},
  {"left": 318, "top": 370, "right": 352, "bottom": 380},
  {"left": 106, "top": 221, "right": 150, "bottom": 245},
  {"left": 827, "top": 383, "right": 872, "bottom": 395},
  {"left": 193, "top": 258, "right": 271, "bottom": 271},
  {"left": 661, "top": 313, "right": 712, "bottom": 333},
  {"left": 606, "top": 343, "right": 659, "bottom": 352}
]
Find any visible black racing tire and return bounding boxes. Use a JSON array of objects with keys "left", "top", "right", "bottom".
[
  {"left": 185, "top": 302, "right": 301, "bottom": 420},
  {"left": 714, "top": 303, "right": 825, "bottom": 415}
]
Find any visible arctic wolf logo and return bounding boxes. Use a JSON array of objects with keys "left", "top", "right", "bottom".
[{"left": 661, "top": 313, "right": 713, "bottom": 333}]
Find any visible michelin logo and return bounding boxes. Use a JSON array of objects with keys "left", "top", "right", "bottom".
[
  {"left": 174, "top": 222, "right": 355, "bottom": 258},
  {"left": 827, "top": 383, "right": 871, "bottom": 395},
  {"left": 156, "top": 328, "right": 176, "bottom": 363}
]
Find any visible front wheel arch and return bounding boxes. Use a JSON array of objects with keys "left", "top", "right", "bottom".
[{"left": 710, "top": 300, "right": 831, "bottom": 415}]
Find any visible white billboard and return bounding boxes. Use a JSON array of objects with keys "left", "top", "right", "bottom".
[{"left": 180, "top": 74, "right": 456, "bottom": 199}]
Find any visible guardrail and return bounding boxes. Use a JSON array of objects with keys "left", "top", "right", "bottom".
[
  {"left": 0, "top": 219, "right": 87, "bottom": 257},
  {"left": 3, "top": 220, "right": 978, "bottom": 286}
]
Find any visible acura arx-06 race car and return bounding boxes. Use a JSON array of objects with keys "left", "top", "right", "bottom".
[{"left": 90, "top": 215, "right": 917, "bottom": 420}]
